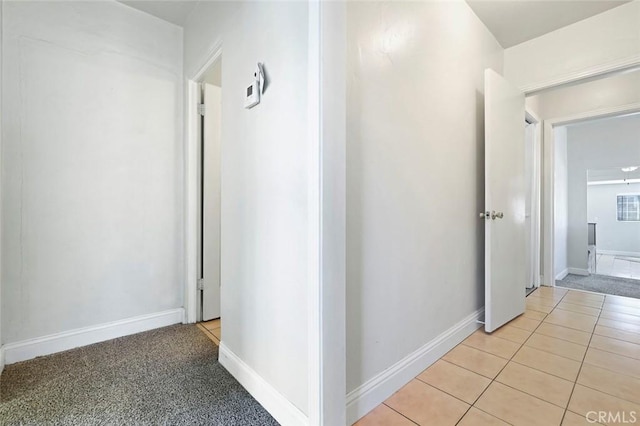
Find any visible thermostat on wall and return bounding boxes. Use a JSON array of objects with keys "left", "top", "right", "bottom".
[
  {"left": 245, "top": 81, "right": 260, "bottom": 109},
  {"left": 245, "top": 63, "right": 265, "bottom": 109}
]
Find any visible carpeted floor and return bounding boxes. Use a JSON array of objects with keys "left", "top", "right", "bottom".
[
  {"left": 0, "top": 324, "right": 280, "bottom": 426},
  {"left": 556, "top": 273, "right": 640, "bottom": 299}
]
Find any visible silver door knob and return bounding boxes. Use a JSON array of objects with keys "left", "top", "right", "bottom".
[{"left": 479, "top": 211, "right": 490, "bottom": 219}]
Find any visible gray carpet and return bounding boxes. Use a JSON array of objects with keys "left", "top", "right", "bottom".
[
  {"left": 0, "top": 325, "right": 280, "bottom": 426},
  {"left": 557, "top": 273, "right": 640, "bottom": 299}
]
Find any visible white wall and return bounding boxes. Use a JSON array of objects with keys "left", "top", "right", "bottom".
[
  {"left": 183, "top": 1, "right": 309, "bottom": 416},
  {"left": 588, "top": 183, "right": 640, "bottom": 255},
  {"left": 504, "top": 1, "right": 640, "bottom": 91},
  {"left": 346, "top": 0, "right": 502, "bottom": 396},
  {"left": 1, "top": 2, "right": 184, "bottom": 343},
  {"left": 565, "top": 114, "right": 640, "bottom": 271},
  {"left": 554, "top": 127, "right": 568, "bottom": 279}
]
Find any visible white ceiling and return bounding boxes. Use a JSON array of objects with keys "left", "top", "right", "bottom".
[
  {"left": 466, "top": 0, "right": 630, "bottom": 48},
  {"left": 589, "top": 167, "right": 640, "bottom": 182},
  {"left": 119, "top": 1, "right": 629, "bottom": 41},
  {"left": 118, "top": 0, "right": 199, "bottom": 27}
]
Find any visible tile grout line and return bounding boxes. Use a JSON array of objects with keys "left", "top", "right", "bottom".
[
  {"left": 453, "top": 288, "right": 563, "bottom": 426},
  {"left": 460, "top": 321, "right": 589, "bottom": 365},
  {"left": 367, "top": 289, "right": 638, "bottom": 425},
  {"left": 524, "top": 291, "right": 640, "bottom": 421},
  {"left": 457, "top": 298, "right": 622, "bottom": 374},
  {"left": 506, "top": 358, "right": 578, "bottom": 383},
  {"left": 534, "top": 294, "right": 640, "bottom": 410},
  {"left": 381, "top": 402, "right": 420, "bottom": 426},
  {"left": 585, "top": 342, "right": 640, "bottom": 361},
  {"left": 557, "top": 291, "right": 605, "bottom": 426},
  {"left": 598, "top": 316, "right": 640, "bottom": 329}
]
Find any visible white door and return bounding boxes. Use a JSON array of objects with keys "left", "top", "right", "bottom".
[
  {"left": 202, "top": 83, "right": 222, "bottom": 321},
  {"left": 484, "top": 69, "right": 526, "bottom": 333}
]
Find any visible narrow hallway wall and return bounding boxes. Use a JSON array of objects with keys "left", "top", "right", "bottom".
[{"left": 346, "top": 1, "right": 503, "bottom": 419}]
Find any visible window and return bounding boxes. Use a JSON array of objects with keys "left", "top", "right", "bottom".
[{"left": 617, "top": 194, "right": 640, "bottom": 222}]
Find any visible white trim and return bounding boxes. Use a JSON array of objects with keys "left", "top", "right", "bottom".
[
  {"left": 588, "top": 179, "right": 640, "bottom": 186},
  {"left": 598, "top": 250, "right": 640, "bottom": 258},
  {"left": 542, "top": 121, "right": 556, "bottom": 287},
  {"left": 191, "top": 44, "right": 223, "bottom": 82},
  {"left": 345, "top": 308, "right": 484, "bottom": 425},
  {"left": 542, "top": 102, "right": 640, "bottom": 289},
  {"left": 547, "top": 102, "right": 640, "bottom": 128},
  {"left": 525, "top": 108, "right": 542, "bottom": 289},
  {"left": 521, "top": 55, "right": 640, "bottom": 95},
  {"left": 308, "top": 2, "right": 347, "bottom": 425},
  {"left": 555, "top": 269, "right": 569, "bottom": 281},
  {"left": 0, "top": 346, "right": 5, "bottom": 373},
  {"left": 307, "top": 3, "right": 322, "bottom": 425},
  {"left": 567, "top": 268, "right": 589, "bottom": 276},
  {"left": 184, "top": 79, "right": 200, "bottom": 324},
  {"left": 219, "top": 343, "right": 309, "bottom": 426},
  {"left": 3, "top": 309, "right": 184, "bottom": 365}
]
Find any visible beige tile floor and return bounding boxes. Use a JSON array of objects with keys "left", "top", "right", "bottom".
[
  {"left": 197, "top": 318, "right": 221, "bottom": 345},
  {"left": 355, "top": 287, "right": 640, "bottom": 426}
]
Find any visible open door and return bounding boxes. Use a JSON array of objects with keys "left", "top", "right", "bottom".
[
  {"left": 484, "top": 69, "right": 526, "bottom": 332},
  {"left": 202, "top": 83, "right": 222, "bottom": 321}
]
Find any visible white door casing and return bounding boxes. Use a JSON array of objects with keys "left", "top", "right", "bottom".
[
  {"left": 524, "top": 122, "right": 535, "bottom": 288},
  {"left": 484, "top": 69, "right": 527, "bottom": 333},
  {"left": 202, "top": 83, "right": 222, "bottom": 321}
]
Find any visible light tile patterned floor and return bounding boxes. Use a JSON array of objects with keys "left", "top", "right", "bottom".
[
  {"left": 355, "top": 287, "right": 640, "bottom": 426},
  {"left": 197, "top": 318, "right": 221, "bottom": 345},
  {"left": 594, "top": 254, "right": 640, "bottom": 280}
]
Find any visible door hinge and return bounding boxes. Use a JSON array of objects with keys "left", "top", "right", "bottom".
[
  {"left": 197, "top": 103, "right": 206, "bottom": 116},
  {"left": 197, "top": 278, "right": 204, "bottom": 290}
]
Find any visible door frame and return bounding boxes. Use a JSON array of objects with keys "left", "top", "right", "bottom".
[
  {"left": 185, "top": 46, "right": 222, "bottom": 325},
  {"left": 511, "top": 55, "right": 640, "bottom": 287},
  {"left": 541, "top": 102, "right": 640, "bottom": 286},
  {"left": 525, "top": 109, "right": 542, "bottom": 289}
]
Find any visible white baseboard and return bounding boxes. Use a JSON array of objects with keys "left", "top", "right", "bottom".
[
  {"left": 0, "top": 345, "right": 5, "bottom": 374},
  {"left": 3, "top": 308, "right": 184, "bottom": 365},
  {"left": 346, "top": 308, "right": 484, "bottom": 425},
  {"left": 219, "top": 342, "right": 308, "bottom": 426},
  {"left": 568, "top": 268, "right": 589, "bottom": 276},
  {"left": 598, "top": 250, "right": 640, "bottom": 258},
  {"left": 555, "top": 269, "right": 569, "bottom": 281}
]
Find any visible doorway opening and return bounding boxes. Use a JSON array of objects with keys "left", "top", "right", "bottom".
[
  {"left": 515, "top": 64, "right": 640, "bottom": 300},
  {"left": 550, "top": 112, "right": 640, "bottom": 298},
  {"left": 588, "top": 165, "right": 640, "bottom": 281},
  {"left": 194, "top": 54, "right": 223, "bottom": 344}
]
